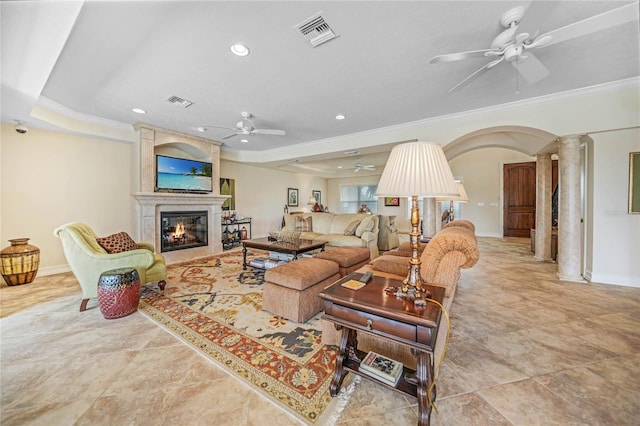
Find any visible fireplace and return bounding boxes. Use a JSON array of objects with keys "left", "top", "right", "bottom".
[{"left": 160, "top": 211, "right": 208, "bottom": 253}]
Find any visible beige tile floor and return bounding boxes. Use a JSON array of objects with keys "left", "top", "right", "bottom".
[{"left": 1, "top": 237, "right": 639, "bottom": 425}]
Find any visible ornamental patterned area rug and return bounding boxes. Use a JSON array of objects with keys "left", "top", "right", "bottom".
[{"left": 138, "top": 249, "right": 340, "bottom": 424}]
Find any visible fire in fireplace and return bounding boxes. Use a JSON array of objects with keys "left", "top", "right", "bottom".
[{"left": 160, "top": 211, "right": 208, "bottom": 252}]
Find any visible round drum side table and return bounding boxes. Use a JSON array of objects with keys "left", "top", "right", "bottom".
[{"left": 97, "top": 267, "right": 141, "bottom": 319}]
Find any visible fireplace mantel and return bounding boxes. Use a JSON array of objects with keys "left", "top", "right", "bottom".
[{"left": 133, "top": 193, "right": 229, "bottom": 264}]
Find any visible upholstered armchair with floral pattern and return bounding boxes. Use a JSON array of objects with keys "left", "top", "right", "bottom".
[{"left": 54, "top": 222, "right": 167, "bottom": 312}]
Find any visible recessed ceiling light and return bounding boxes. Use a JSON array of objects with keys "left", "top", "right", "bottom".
[
  {"left": 132, "top": 108, "right": 146, "bottom": 114},
  {"left": 240, "top": 139, "right": 248, "bottom": 143},
  {"left": 335, "top": 114, "right": 346, "bottom": 120},
  {"left": 230, "top": 43, "right": 250, "bottom": 56},
  {"left": 343, "top": 150, "right": 359, "bottom": 156},
  {"left": 196, "top": 127, "right": 207, "bottom": 132}
]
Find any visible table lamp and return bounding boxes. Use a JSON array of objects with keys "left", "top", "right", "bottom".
[
  {"left": 376, "top": 142, "right": 458, "bottom": 303},
  {"left": 438, "top": 181, "right": 469, "bottom": 221}
]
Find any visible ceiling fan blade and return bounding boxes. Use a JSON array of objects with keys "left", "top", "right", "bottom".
[
  {"left": 512, "top": 52, "right": 550, "bottom": 84},
  {"left": 202, "top": 125, "right": 236, "bottom": 131},
  {"left": 516, "top": 1, "right": 560, "bottom": 41},
  {"left": 429, "top": 49, "right": 499, "bottom": 64},
  {"left": 448, "top": 57, "right": 504, "bottom": 92},
  {"left": 540, "top": 3, "right": 639, "bottom": 48},
  {"left": 221, "top": 132, "right": 238, "bottom": 140},
  {"left": 252, "top": 129, "right": 286, "bottom": 136}
]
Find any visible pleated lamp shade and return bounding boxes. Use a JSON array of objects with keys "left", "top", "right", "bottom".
[
  {"left": 376, "top": 142, "right": 458, "bottom": 198},
  {"left": 438, "top": 181, "right": 469, "bottom": 202}
]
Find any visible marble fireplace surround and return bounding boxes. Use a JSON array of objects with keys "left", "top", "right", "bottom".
[{"left": 132, "top": 124, "right": 229, "bottom": 264}]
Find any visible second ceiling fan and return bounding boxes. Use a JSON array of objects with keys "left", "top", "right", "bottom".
[{"left": 205, "top": 112, "right": 286, "bottom": 140}]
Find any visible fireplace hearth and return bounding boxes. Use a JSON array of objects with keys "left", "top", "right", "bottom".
[{"left": 161, "top": 211, "right": 208, "bottom": 252}]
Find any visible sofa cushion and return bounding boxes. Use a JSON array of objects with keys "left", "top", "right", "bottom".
[
  {"left": 310, "top": 213, "right": 335, "bottom": 234},
  {"left": 344, "top": 220, "right": 361, "bottom": 236},
  {"left": 316, "top": 234, "right": 365, "bottom": 247},
  {"left": 371, "top": 255, "right": 409, "bottom": 277},
  {"left": 355, "top": 215, "right": 375, "bottom": 237},
  {"left": 295, "top": 216, "right": 313, "bottom": 231},
  {"left": 97, "top": 231, "right": 138, "bottom": 254}
]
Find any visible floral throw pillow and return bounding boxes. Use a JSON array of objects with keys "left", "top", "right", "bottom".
[{"left": 97, "top": 232, "right": 138, "bottom": 254}]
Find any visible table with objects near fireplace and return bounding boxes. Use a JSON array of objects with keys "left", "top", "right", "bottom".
[
  {"left": 222, "top": 218, "right": 252, "bottom": 250},
  {"left": 319, "top": 273, "right": 445, "bottom": 426}
]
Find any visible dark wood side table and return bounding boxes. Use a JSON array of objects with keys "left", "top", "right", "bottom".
[{"left": 319, "top": 273, "right": 445, "bottom": 426}]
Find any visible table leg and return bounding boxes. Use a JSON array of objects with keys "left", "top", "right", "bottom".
[
  {"left": 242, "top": 245, "right": 248, "bottom": 270},
  {"left": 330, "top": 326, "right": 357, "bottom": 397},
  {"left": 415, "top": 351, "right": 434, "bottom": 426}
]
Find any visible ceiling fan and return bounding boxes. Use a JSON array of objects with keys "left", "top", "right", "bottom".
[
  {"left": 429, "top": 2, "right": 639, "bottom": 92},
  {"left": 354, "top": 160, "right": 375, "bottom": 173},
  {"left": 204, "top": 112, "right": 286, "bottom": 140}
]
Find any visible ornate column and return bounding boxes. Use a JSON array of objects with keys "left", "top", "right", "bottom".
[
  {"left": 534, "top": 153, "right": 553, "bottom": 261},
  {"left": 557, "top": 135, "right": 585, "bottom": 282},
  {"left": 422, "top": 198, "right": 437, "bottom": 238}
]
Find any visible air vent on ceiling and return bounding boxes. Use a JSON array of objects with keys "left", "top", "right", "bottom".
[
  {"left": 295, "top": 13, "right": 339, "bottom": 47},
  {"left": 165, "top": 95, "right": 194, "bottom": 108}
]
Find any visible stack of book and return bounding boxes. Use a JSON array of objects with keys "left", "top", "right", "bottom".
[
  {"left": 359, "top": 351, "right": 404, "bottom": 386},
  {"left": 264, "top": 258, "right": 286, "bottom": 269},
  {"left": 249, "top": 258, "right": 268, "bottom": 268},
  {"left": 269, "top": 251, "right": 294, "bottom": 262}
]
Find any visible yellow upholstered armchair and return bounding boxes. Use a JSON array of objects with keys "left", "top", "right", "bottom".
[{"left": 54, "top": 222, "right": 167, "bottom": 312}]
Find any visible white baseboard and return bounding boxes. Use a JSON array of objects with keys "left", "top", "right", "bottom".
[{"left": 588, "top": 272, "right": 639, "bottom": 288}]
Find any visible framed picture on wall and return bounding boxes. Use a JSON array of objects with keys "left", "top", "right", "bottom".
[
  {"left": 384, "top": 197, "right": 400, "bottom": 206},
  {"left": 220, "top": 178, "right": 236, "bottom": 211},
  {"left": 312, "top": 190, "right": 321, "bottom": 204},
  {"left": 288, "top": 188, "right": 299, "bottom": 206},
  {"left": 630, "top": 152, "right": 640, "bottom": 214}
]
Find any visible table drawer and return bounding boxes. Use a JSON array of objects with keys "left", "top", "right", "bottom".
[{"left": 325, "top": 303, "right": 417, "bottom": 342}]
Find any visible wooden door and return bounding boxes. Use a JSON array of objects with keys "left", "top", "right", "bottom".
[{"left": 503, "top": 162, "right": 536, "bottom": 237}]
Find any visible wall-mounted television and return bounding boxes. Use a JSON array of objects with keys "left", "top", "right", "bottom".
[{"left": 155, "top": 155, "right": 213, "bottom": 193}]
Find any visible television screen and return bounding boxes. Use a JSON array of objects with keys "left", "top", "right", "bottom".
[{"left": 156, "top": 155, "right": 213, "bottom": 193}]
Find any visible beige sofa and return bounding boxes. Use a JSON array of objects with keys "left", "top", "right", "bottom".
[
  {"left": 322, "top": 220, "right": 479, "bottom": 374},
  {"left": 282, "top": 213, "right": 379, "bottom": 259}
]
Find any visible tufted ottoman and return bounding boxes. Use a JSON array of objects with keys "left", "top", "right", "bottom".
[
  {"left": 316, "top": 246, "right": 371, "bottom": 277},
  {"left": 263, "top": 258, "right": 340, "bottom": 322}
]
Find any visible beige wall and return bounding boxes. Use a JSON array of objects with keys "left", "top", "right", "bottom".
[
  {"left": 220, "top": 160, "right": 326, "bottom": 239},
  {"left": 449, "top": 148, "right": 535, "bottom": 237},
  {"left": 589, "top": 128, "right": 640, "bottom": 286},
  {"left": 0, "top": 125, "right": 136, "bottom": 275}
]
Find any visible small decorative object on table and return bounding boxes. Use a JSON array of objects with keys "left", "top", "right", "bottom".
[
  {"left": 0, "top": 238, "right": 40, "bottom": 286},
  {"left": 268, "top": 230, "right": 301, "bottom": 243},
  {"left": 97, "top": 267, "right": 141, "bottom": 319}
]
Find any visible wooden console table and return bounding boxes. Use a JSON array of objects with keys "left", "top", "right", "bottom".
[{"left": 319, "top": 273, "right": 444, "bottom": 426}]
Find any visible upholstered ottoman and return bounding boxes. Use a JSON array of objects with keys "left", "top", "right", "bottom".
[
  {"left": 316, "top": 246, "right": 371, "bottom": 277},
  {"left": 263, "top": 258, "right": 340, "bottom": 322}
]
